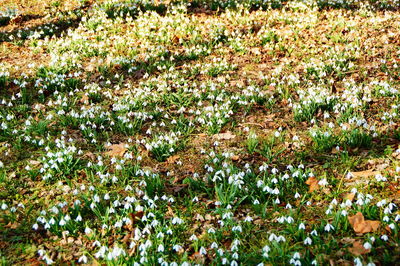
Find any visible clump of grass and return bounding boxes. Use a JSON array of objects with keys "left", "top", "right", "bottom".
[
  {"left": 246, "top": 130, "right": 259, "bottom": 154},
  {"left": 145, "top": 131, "right": 182, "bottom": 162},
  {"left": 310, "top": 129, "right": 339, "bottom": 153}
]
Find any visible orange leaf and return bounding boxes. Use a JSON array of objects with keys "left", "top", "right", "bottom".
[
  {"left": 343, "top": 192, "right": 355, "bottom": 201},
  {"left": 167, "top": 155, "right": 180, "bottom": 164},
  {"left": 348, "top": 240, "right": 370, "bottom": 256},
  {"left": 348, "top": 212, "right": 380, "bottom": 234},
  {"left": 105, "top": 143, "right": 127, "bottom": 157},
  {"left": 231, "top": 155, "right": 240, "bottom": 161},
  {"left": 305, "top": 176, "right": 320, "bottom": 192}
]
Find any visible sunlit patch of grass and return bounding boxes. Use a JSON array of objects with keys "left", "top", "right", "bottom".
[{"left": 1, "top": 0, "right": 400, "bottom": 264}]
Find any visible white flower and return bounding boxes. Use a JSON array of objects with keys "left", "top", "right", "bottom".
[
  {"left": 318, "top": 178, "right": 328, "bottom": 186},
  {"left": 172, "top": 244, "right": 182, "bottom": 252},
  {"left": 324, "top": 223, "right": 334, "bottom": 232},
  {"left": 304, "top": 237, "right": 312, "bottom": 245},
  {"left": 43, "top": 254, "right": 54, "bottom": 265},
  {"left": 293, "top": 252, "right": 300, "bottom": 259},
  {"left": 157, "top": 244, "right": 164, "bottom": 252},
  {"left": 363, "top": 242, "right": 372, "bottom": 250},
  {"left": 78, "top": 255, "right": 88, "bottom": 264},
  {"left": 84, "top": 227, "right": 92, "bottom": 235},
  {"left": 199, "top": 246, "right": 207, "bottom": 255},
  {"left": 354, "top": 258, "right": 363, "bottom": 266},
  {"left": 298, "top": 223, "right": 306, "bottom": 230}
]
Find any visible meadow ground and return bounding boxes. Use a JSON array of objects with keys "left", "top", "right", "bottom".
[{"left": 0, "top": 0, "right": 400, "bottom": 265}]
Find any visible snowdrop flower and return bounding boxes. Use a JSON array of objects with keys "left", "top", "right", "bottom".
[
  {"left": 324, "top": 223, "right": 334, "bottom": 232},
  {"left": 84, "top": 227, "right": 92, "bottom": 235},
  {"left": 199, "top": 246, "right": 207, "bottom": 255},
  {"left": 43, "top": 254, "right": 54, "bottom": 265},
  {"left": 304, "top": 237, "right": 312, "bottom": 245},
  {"left": 172, "top": 244, "right": 182, "bottom": 252},
  {"left": 354, "top": 258, "right": 363, "bottom": 266},
  {"left": 363, "top": 242, "right": 372, "bottom": 250},
  {"left": 318, "top": 178, "right": 328, "bottom": 186},
  {"left": 244, "top": 216, "right": 253, "bottom": 222},
  {"left": 298, "top": 223, "right": 305, "bottom": 230},
  {"left": 75, "top": 214, "right": 82, "bottom": 222},
  {"left": 78, "top": 255, "right": 88, "bottom": 264},
  {"left": 59, "top": 219, "right": 66, "bottom": 226}
]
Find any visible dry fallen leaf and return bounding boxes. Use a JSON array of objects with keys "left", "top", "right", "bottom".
[
  {"left": 105, "top": 143, "right": 127, "bottom": 157},
  {"left": 189, "top": 252, "right": 205, "bottom": 264},
  {"left": 29, "top": 160, "right": 41, "bottom": 166},
  {"left": 348, "top": 212, "right": 380, "bottom": 234},
  {"left": 349, "top": 170, "right": 381, "bottom": 179},
  {"left": 305, "top": 176, "right": 320, "bottom": 192},
  {"left": 343, "top": 193, "right": 356, "bottom": 201},
  {"left": 231, "top": 155, "right": 240, "bottom": 161},
  {"left": 348, "top": 240, "right": 370, "bottom": 256},
  {"left": 4, "top": 222, "right": 19, "bottom": 229},
  {"left": 167, "top": 155, "right": 180, "bottom": 164},
  {"left": 213, "top": 131, "right": 236, "bottom": 140},
  {"left": 80, "top": 94, "right": 89, "bottom": 104},
  {"left": 345, "top": 170, "right": 382, "bottom": 187}
]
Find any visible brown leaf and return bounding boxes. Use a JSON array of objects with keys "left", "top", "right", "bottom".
[
  {"left": 167, "top": 155, "right": 180, "bottom": 164},
  {"left": 170, "top": 184, "right": 188, "bottom": 193},
  {"left": 4, "top": 222, "right": 19, "bottom": 229},
  {"left": 343, "top": 193, "right": 356, "bottom": 201},
  {"left": 231, "top": 155, "right": 240, "bottom": 161},
  {"left": 80, "top": 94, "right": 89, "bottom": 104},
  {"left": 348, "top": 241, "right": 370, "bottom": 256},
  {"left": 348, "top": 212, "right": 380, "bottom": 234},
  {"left": 349, "top": 170, "right": 381, "bottom": 179},
  {"left": 189, "top": 252, "right": 205, "bottom": 264},
  {"left": 105, "top": 144, "right": 127, "bottom": 157},
  {"left": 29, "top": 160, "right": 41, "bottom": 166},
  {"left": 385, "top": 225, "right": 392, "bottom": 234},
  {"left": 213, "top": 131, "right": 236, "bottom": 140},
  {"left": 204, "top": 214, "right": 213, "bottom": 221},
  {"left": 84, "top": 152, "right": 96, "bottom": 161},
  {"left": 129, "top": 211, "right": 144, "bottom": 227},
  {"left": 165, "top": 206, "right": 175, "bottom": 218},
  {"left": 305, "top": 176, "right": 320, "bottom": 192}
]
